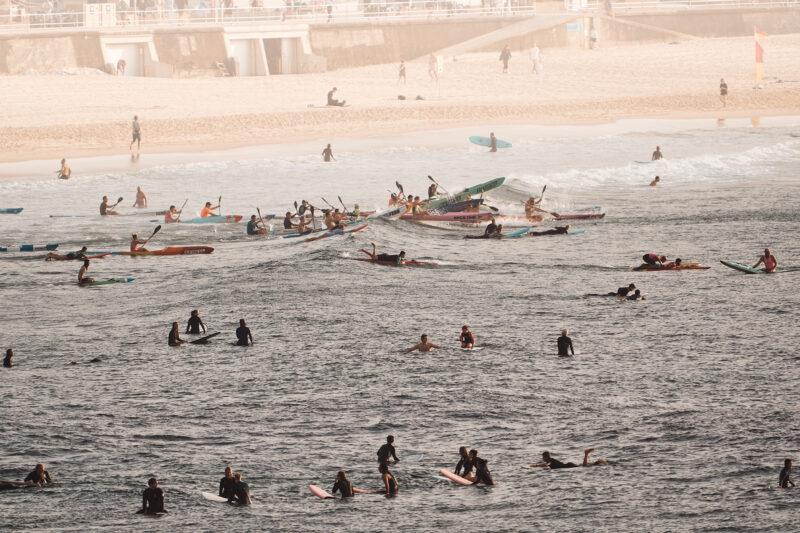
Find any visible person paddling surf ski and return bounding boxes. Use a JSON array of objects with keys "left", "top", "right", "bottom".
[
  {"left": 460, "top": 326, "right": 475, "bottom": 349},
  {"left": 650, "top": 176, "right": 660, "bottom": 186},
  {"left": 753, "top": 248, "right": 777, "bottom": 273},
  {"left": 169, "top": 322, "right": 187, "bottom": 346},
  {"left": 201, "top": 202, "right": 219, "bottom": 218},
  {"left": 378, "top": 435, "right": 400, "bottom": 464},
  {"left": 379, "top": 462, "right": 398, "bottom": 495},
  {"left": 100, "top": 196, "right": 120, "bottom": 216},
  {"left": 359, "top": 242, "right": 406, "bottom": 264},
  {"left": 78, "top": 259, "right": 95, "bottom": 285},
  {"left": 247, "top": 215, "right": 268, "bottom": 235},
  {"left": 235, "top": 319, "right": 253, "bottom": 346},
  {"left": 558, "top": 329, "right": 574, "bottom": 356},
  {"left": 219, "top": 467, "right": 235, "bottom": 499},
  {"left": 652, "top": 146, "right": 663, "bottom": 161},
  {"left": 529, "top": 225, "right": 571, "bottom": 236},
  {"left": 138, "top": 477, "right": 166, "bottom": 514},
  {"left": 406, "top": 334, "right": 441, "bottom": 353},
  {"left": 229, "top": 472, "right": 251, "bottom": 505},
  {"left": 332, "top": 471, "right": 354, "bottom": 498},
  {"left": 164, "top": 205, "right": 182, "bottom": 223},
  {"left": 130, "top": 234, "right": 149, "bottom": 252},
  {"left": 284, "top": 211, "right": 300, "bottom": 230},
  {"left": 641, "top": 253, "right": 666, "bottom": 267},
  {"left": 531, "top": 448, "right": 607, "bottom": 469},
  {"left": 525, "top": 196, "right": 543, "bottom": 217},
  {"left": 46, "top": 246, "right": 88, "bottom": 261},
  {"left": 186, "top": 310, "right": 207, "bottom": 334}
]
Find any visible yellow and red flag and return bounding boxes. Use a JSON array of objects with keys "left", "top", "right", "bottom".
[{"left": 754, "top": 27, "right": 768, "bottom": 85}]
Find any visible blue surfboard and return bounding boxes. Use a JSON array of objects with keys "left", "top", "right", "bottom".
[{"left": 469, "top": 136, "right": 512, "bottom": 149}]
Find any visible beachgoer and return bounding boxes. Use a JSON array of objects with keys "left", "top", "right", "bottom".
[
  {"left": 377, "top": 435, "right": 399, "bottom": 463},
  {"left": 3, "top": 348, "right": 12, "bottom": 368},
  {"left": 379, "top": 462, "right": 398, "bottom": 494},
  {"left": 359, "top": 242, "right": 406, "bottom": 264},
  {"left": 398, "top": 60, "right": 406, "bottom": 84},
  {"left": 247, "top": 215, "right": 268, "bottom": 235},
  {"left": 236, "top": 318, "right": 253, "bottom": 346},
  {"left": 472, "top": 457, "right": 494, "bottom": 486},
  {"left": 186, "top": 310, "right": 207, "bottom": 334},
  {"left": 78, "top": 259, "right": 95, "bottom": 285},
  {"left": 650, "top": 176, "right": 660, "bottom": 186},
  {"left": 529, "top": 225, "right": 571, "bottom": 236},
  {"left": 557, "top": 329, "right": 574, "bottom": 356},
  {"left": 322, "top": 144, "right": 335, "bottom": 162},
  {"left": 779, "top": 459, "right": 795, "bottom": 488},
  {"left": 327, "top": 87, "right": 345, "bottom": 107},
  {"left": 169, "top": 322, "right": 186, "bottom": 346},
  {"left": 499, "top": 45, "right": 511, "bottom": 73},
  {"left": 130, "top": 115, "right": 141, "bottom": 152},
  {"left": 116, "top": 58, "right": 126, "bottom": 76},
  {"left": 138, "top": 478, "right": 166, "bottom": 514},
  {"left": 24, "top": 463, "right": 52, "bottom": 486},
  {"left": 719, "top": 78, "right": 728, "bottom": 107},
  {"left": 130, "top": 234, "right": 148, "bottom": 252},
  {"left": 642, "top": 253, "right": 666, "bottom": 266},
  {"left": 133, "top": 186, "right": 147, "bottom": 208},
  {"left": 100, "top": 196, "right": 120, "bottom": 216},
  {"left": 530, "top": 43, "right": 540, "bottom": 73},
  {"left": 406, "top": 334, "right": 441, "bottom": 353},
  {"left": 652, "top": 146, "right": 663, "bottom": 161},
  {"left": 164, "top": 205, "right": 181, "bottom": 223},
  {"left": 200, "top": 202, "right": 219, "bottom": 218},
  {"left": 460, "top": 326, "right": 475, "bottom": 349},
  {"left": 219, "top": 467, "right": 235, "bottom": 499},
  {"left": 428, "top": 53, "right": 438, "bottom": 81},
  {"left": 57, "top": 158, "right": 71, "bottom": 180},
  {"left": 753, "top": 248, "right": 777, "bottom": 273},
  {"left": 489, "top": 132, "right": 498, "bottom": 153},
  {"left": 609, "top": 283, "right": 636, "bottom": 298},
  {"left": 332, "top": 471, "right": 354, "bottom": 498},
  {"left": 229, "top": 472, "right": 251, "bottom": 505},
  {"left": 589, "top": 27, "right": 598, "bottom": 49}
]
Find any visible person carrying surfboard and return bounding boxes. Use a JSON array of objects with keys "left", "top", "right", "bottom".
[
  {"left": 331, "top": 471, "right": 354, "bottom": 498},
  {"left": 753, "top": 248, "right": 777, "bottom": 273},
  {"left": 406, "top": 334, "right": 440, "bottom": 353},
  {"left": 138, "top": 478, "right": 166, "bottom": 514}
]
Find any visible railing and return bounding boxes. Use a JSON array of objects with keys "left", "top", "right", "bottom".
[
  {"left": 0, "top": 1, "right": 538, "bottom": 32},
  {"left": 575, "top": 0, "right": 799, "bottom": 12}
]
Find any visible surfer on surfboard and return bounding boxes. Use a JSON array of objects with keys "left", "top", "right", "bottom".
[
  {"left": 460, "top": 326, "right": 475, "bottom": 349},
  {"left": 472, "top": 458, "right": 494, "bottom": 486},
  {"left": 531, "top": 449, "right": 608, "bottom": 469},
  {"left": 229, "top": 472, "right": 252, "bottom": 505},
  {"left": 753, "top": 248, "right": 777, "bottom": 273},
  {"left": 377, "top": 435, "right": 400, "bottom": 463},
  {"left": 235, "top": 319, "right": 253, "bottom": 346},
  {"left": 379, "top": 462, "right": 398, "bottom": 494},
  {"left": 406, "top": 334, "right": 441, "bottom": 353},
  {"left": 219, "top": 467, "right": 235, "bottom": 499},
  {"left": 138, "top": 478, "right": 167, "bottom": 514}
]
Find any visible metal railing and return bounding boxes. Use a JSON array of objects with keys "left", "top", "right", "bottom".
[
  {"left": 575, "top": 0, "right": 799, "bottom": 12},
  {"left": 0, "top": 1, "right": 537, "bottom": 32}
]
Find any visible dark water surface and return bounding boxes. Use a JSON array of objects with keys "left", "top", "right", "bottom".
[{"left": 1, "top": 119, "right": 799, "bottom": 531}]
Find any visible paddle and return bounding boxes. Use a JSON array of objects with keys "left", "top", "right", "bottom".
[
  {"left": 427, "top": 175, "right": 449, "bottom": 196},
  {"left": 111, "top": 196, "right": 123, "bottom": 209},
  {"left": 321, "top": 197, "right": 336, "bottom": 209},
  {"left": 396, "top": 181, "right": 404, "bottom": 196},
  {"left": 218, "top": 195, "right": 222, "bottom": 216},
  {"left": 257, "top": 207, "right": 266, "bottom": 232},
  {"left": 140, "top": 225, "right": 161, "bottom": 247},
  {"left": 177, "top": 198, "right": 188, "bottom": 221},
  {"left": 338, "top": 195, "right": 348, "bottom": 214}
]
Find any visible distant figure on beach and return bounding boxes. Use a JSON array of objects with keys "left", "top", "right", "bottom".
[
  {"left": 650, "top": 176, "right": 660, "bottom": 186},
  {"left": 116, "top": 58, "right": 126, "bottom": 76},
  {"left": 100, "top": 195, "right": 120, "bottom": 216},
  {"left": 604, "top": 0, "right": 613, "bottom": 16},
  {"left": 327, "top": 87, "right": 346, "bottom": 107},
  {"left": 590, "top": 27, "right": 599, "bottom": 49},
  {"left": 530, "top": 43, "right": 540, "bottom": 74},
  {"left": 779, "top": 459, "right": 795, "bottom": 488},
  {"left": 186, "top": 309, "right": 207, "bottom": 334},
  {"left": 557, "top": 329, "right": 574, "bottom": 356},
  {"left": 236, "top": 318, "right": 253, "bottom": 346},
  {"left": 529, "top": 225, "right": 570, "bottom": 236},
  {"left": 133, "top": 186, "right": 147, "bottom": 208},
  {"left": 322, "top": 144, "right": 335, "bottom": 162},
  {"left": 130, "top": 115, "right": 141, "bottom": 152},
  {"left": 651, "top": 146, "right": 663, "bottom": 160},
  {"left": 169, "top": 322, "right": 186, "bottom": 346},
  {"left": 428, "top": 53, "right": 438, "bottom": 81},
  {"left": 499, "top": 45, "right": 511, "bottom": 73},
  {"left": 138, "top": 478, "right": 166, "bottom": 514},
  {"left": 398, "top": 60, "right": 406, "bottom": 84},
  {"left": 326, "top": 0, "right": 332, "bottom": 22},
  {"left": 489, "top": 132, "right": 498, "bottom": 152},
  {"left": 56, "top": 158, "right": 71, "bottom": 180},
  {"left": 719, "top": 78, "right": 728, "bottom": 107},
  {"left": 753, "top": 248, "right": 777, "bottom": 273},
  {"left": 3, "top": 348, "right": 12, "bottom": 368},
  {"left": 460, "top": 325, "right": 475, "bottom": 349},
  {"left": 406, "top": 334, "right": 441, "bottom": 353}
]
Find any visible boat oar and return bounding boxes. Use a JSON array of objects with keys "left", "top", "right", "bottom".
[
  {"left": 218, "top": 195, "right": 222, "bottom": 216},
  {"left": 141, "top": 224, "right": 162, "bottom": 247},
  {"left": 111, "top": 196, "right": 123, "bottom": 209},
  {"left": 321, "top": 197, "right": 336, "bottom": 209},
  {"left": 427, "top": 175, "right": 450, "bottom": 196},
  {"left": 257, "top": 208, "right": 268, "bottom": 233},
  {"left": 395, "top": 181, "right": 404, "bottom": 195},
  {"left": 338, "top": 195, "right": 348, "bottom": 213}
]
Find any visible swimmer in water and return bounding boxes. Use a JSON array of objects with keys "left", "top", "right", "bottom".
[
  {"left": 138, "top": 477, "right": 166, "bottom": 514},
  {"left": 24, "top": 463, "right": 51, "bottom": 486},
  {"left": 56, "top": 158, "right": 71, "bottom": 180},
  {"left": 377, "top": 435, "right": 399, "bottom": 464},
  {"left": 219, "top": 467, "right": 235, "bottom": 499},
  {"left": 472, "top": 457, "right": 494, "bottom": 486},
  {"left": 169, "top": 322, "right": 186, "bottom": 346},
  {"left": 557, "top": 329, "right": 574, "bottom": 356},
  {"left": 229, "top": 472, "right": 251, "bottom": 505},
  {"left": 331, "top": 471, "right": 354, "bottom": 498},
  {"left": 460, "top": 326, "right": 475, "bottom": 349},
  {"left": 753, "top": 248, "right": 777, "bottom": 273},
  {"left": 779, "top": 459, "right": 795, "bottom": 488},
  {"left": 651, "top": 146, "right": 663, "bottom": 160},
  {"left": 379, "top": 462, "right": 398, "bottom": 494},
  {"left": 133, "top": 186, "right": 148, "bottom": 208},
  {"left": 186, "top": 310, "right": 207, "bottom": 334},
  {"left": 78, "top": 259, "right": 95, "bottom": 285},
  {"left": 406, "top": 334, "right": 441, "bottom": 353},
  {"left": 236, "top": 319, "right": 253, "bottom": 346},
  {"left": 359, "top": 242, "right": 406, "bottom": 264},
  {"left": 650, "top": 176, "right": 660, "bottom": 186},
  {"left": 3, "top": 348, "right": 13, "bottom": 368},
  {"left": 609, "top": 283, "right": 636, "bottom": 298}
]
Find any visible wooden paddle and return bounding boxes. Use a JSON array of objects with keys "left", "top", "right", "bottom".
[
  {"left": 338, "top": 195, "right": 348, "bottom": 213},
  {"left": 111, "top": 196, "right": 123, "bottom": 209},
  {"left": 256, "top": 207, "right": 267, "bottom": 233},
  {"left": 321, "top": 197, "right": 336, "bottom": 209}
]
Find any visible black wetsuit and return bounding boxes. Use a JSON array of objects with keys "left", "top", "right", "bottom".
[
  {"left": 473, "top": 463, "right": 495, "bottom": 485},
  {"left": 384, "top": 472, "right": 398, "bottom": 493},
  {"left": 332, "top": 478, "right": 354, "bottom": 497},
  {"left": 24, "top": 470, "right": 51, "bottom": 484},
  {"left": 779, "top": 467, "right": 795, "bottom": 488},
  {"left": 610, "top": 286, "right": 631, "bottom": 297},
  {"left": 186, "top": 316, "right": 205, "bottom": 334},
  {"left": 168, "top": 329, "right": 181, "bottom": 346},
  {"left": 376, "top": 253, "right": 401, "bottom": 264},
  {"left": 142, "top": 487, "right": 165, "bottom": 513},
  {"left": 236, "top": 326, "right": 252, "bottom": 346},
  {"left": 219, "top": 476, "right": 236, "bottom": 499},
  {"left": 378, "top": 443, "right": 399, "bottom": 463},
  {"left": 484, "top": 221, "right": 498, "bottom": 236},
  {"left": 284, "top": 216, "right": 294, "bottom": 230},
  {"left": 455, "top": 456, "right": 473, "bottom": 476},
  {"left": 3, "top": 355, "right": 11, "bottom": 368},
  {"left": 547, "top": 457, "right": 578, "bottom": 469},
  {"left": 557, "top": 335, "right": 574, "bottom": 356},
  {"left": 460, "top": 332, "right": 475, "bottom": 346},
  {"left": 530, "top": 227, "right": 568, "bottom": 236},
  {"left": 65, "top": 251, "right": 86, "bottom": 260},
  {"left": 230, "top": 481, "right": 250, "bottom": 504}
]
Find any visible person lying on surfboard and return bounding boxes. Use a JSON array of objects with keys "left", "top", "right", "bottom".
[
  {"left": 608, "top": 283, "right": 636, "bottom": 298},
  {"left": 24, "top": 463, "right": 52, "bottom": 486},
  {"left": 641, "top": 253, "right": 667, "bottom": 267},
  {"left": 650, "top": 176, "right": 661, "bottom": 186},
  {"left": 235, "top": 319, "right": 253, "bottom": 346},
  {"left": 531, "top": 449, "right": 607, "bottom": 469},
  {"left": 219, "top": 467, "right": 235, "bottom": 500},
  {"left": 169, "top": 322, "right": 186, "bottom": 346},
  {"left": 524, "top": 196, "right": 543, "bottom": 217},
  {"left": 229, "top": 472, "right": 251, "bottom": 505},
  {"left": 379, "top": 462, "right": 398, "bottom": 494},
  {"left": 622, "top": 289, "right": 645, "bottom": 301},
  {"left": 406, "top": 334, "right": 441, "bottom": 353},
  {"left": 186, "top": 310, "right": 207, "bottom": 334},
  {"left": 460, "top": 326, "right": 475, "bottom": 349},
  {"left": 46, "top": 246, "right": 88, "bottom": 262},
  {"left": 138, "top": 477, "right": 167, "bottom": 514},
  {"left": 753, "top": 248, "right": 777, "bottom": 273},
  {"left": 332, "top": 471, "right": 354, "bottom": 498},
  {"left": 472, "top": 458, "right": 494, "bottom": 486},
  {"left": 359, "top": 243, "right": 406, "bottom": 264},
  {"left": 529, "top": 225, "right": 571, "bottom": 236}
]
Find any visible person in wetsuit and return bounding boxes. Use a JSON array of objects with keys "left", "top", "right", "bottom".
[
  {"left": 24, "top": 463, "right": 51, "bottom": 486},
  {"left": 3, "top": 348, "right": 13, "bottom": 368},
  {"left": 530, "top": 225, "right": 571, "bottom": 236},
  {"left": 358, "top": 242, "right": 406, "bottom": 264},
  {"left": 753, "top": 248, "right": 777, "bottom": 273},
  {"left": 779, "top": 459, "right": 795, "bottom": 488},
  {"left": 609, "top": 283, "right": 636, "bottom": 298},
  {"left": 186, "top": 310, "right": 207, "bottom": 334},
  {"left": 623, "top": 289, "right": 645, "bottom": 301},
  {"left": 460, "top": 326, "right": 475, "bottom": 349},
  {"left": 532, "top": 448, "right": 607, "bottom": 469},
  {"left": 236, "top": 319, "right": 253, "bottom": 346},
  {"left": 461, "top": 449, "right": 480, "bottom": 481},
  {"left": 472, "top": 457, "right": 494, "bottom": 486},
  {"left": 46, "top": 246, "right": 88, "bottom": 261},
  {"left": 219, "top": 467, "right": 235, "bottom": 499},
  {"left": 78, "top": 260, "right": 95, "bottom": 285},
  {"left": 557, "top": 329, "right": 574, "bottom": 356},
  {"left": 139, "top": 477, "right": 166, "bottom": 514},
  {"left": 642, "top": 253, "right": 666, "bottom": 266},
  {"left": 229, "top": 472, "right": 252, "bottom": 505},
  {"left": 332, "top": 471, "right": 354, "bottom": 498},
  {"left": 169, "top": 322, "right": 186, "bottom": 346},
  {"left": 322, "top": 144, "right": 335, "bottom": 162},
  {"left": 379, "top": 462, "right": 398, "bottom": 494},
  {"left": 484, "top": 219, "right": 499, "bottom": 237},
  {"left": 454, "top": 447, "right": 471, "bottom": 476},
  {"left": 377, "top": 435, "right": 399, "bottom": 464}
]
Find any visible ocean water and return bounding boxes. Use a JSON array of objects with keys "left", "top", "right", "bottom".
[{"left": 1, "top": 118, "right": 799, "bottom": 531}]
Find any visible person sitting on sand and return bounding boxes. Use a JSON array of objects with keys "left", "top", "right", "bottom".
[
  {"left": 327, "top": 87, "right": 346, "bottom": 107},
  {"left": 56, "top": 158, "right": 71, "bottom": 180},
  {"left": 359, "top": 242, "right": 406, "bottom": 264},
  {"left": 406, "top": 334, "right": 441, "bottom": 353},
  {"left": 650, "top": 176, "right": 660, "bottom": 186}
]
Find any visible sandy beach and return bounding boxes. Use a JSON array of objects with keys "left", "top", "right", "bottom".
[{"left": 1, "top": 33, "right": 798, "bottom": 165}]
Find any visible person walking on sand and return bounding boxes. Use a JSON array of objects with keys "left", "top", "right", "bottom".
[
  {"left": 56, "top": 158, "right": 71, "bottom": 180},
  {"left": 719, "top": 78, "right": 728, "bottom": 107},
  {"left": 322, "top": 144, "right": 335, "bottom": 162},
  {"left": 130, "top": 115, "right": 141, "bottom": 152},
  {"left": 530, "top": 43, "right": 540, "bottom": 74},
  {"left": 428, "top": 53, "right": 438, "bottom": 81},
  {"left": 398, "top": 60, "right": 406, "bottom": 84},
  {"left": 499, "top": 45, "right": 511, "bottom": 73}
]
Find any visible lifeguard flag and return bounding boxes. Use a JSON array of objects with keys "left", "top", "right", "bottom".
[{"left": 754, "top": 27, "right": 768, "bottom": 85}]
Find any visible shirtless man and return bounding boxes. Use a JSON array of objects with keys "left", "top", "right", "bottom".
[
  {"left": 100, "top": 196, "right": 120, "bottom": 216},
  {"left": 130, "top": 115, "right": 141, "bottom": 152},
  {"left": 56, "top": 159, "right": 71, "bottom": 180},
  {"left": 650, "top": 176, "right": 660, "bottom": 187},
  {"left": 133, "top": 186, "right": 148, "bottom": 208},
  {"left": 753, "top": 248, "right": 777, "bottom": 273},
  {"left": 322, "top": 144, "right": 335, "bottom": 162},
  {"left": 651, "top": 146, "right": 663, "bottom": 161},
  {"left": 530, "top": 448, "right": 608, "bottom": 469},
  {"left": 164, "top": 205, "right": 182, "bottom": 223},
  {"left": 130, "top": 234, "right": 148, "bottom": 252},
  {"left": 524, "top": 196, "right": 543, "bottom": 217},
  {"left": 406, "top": 334, "right": 441, "bottom": 353}
]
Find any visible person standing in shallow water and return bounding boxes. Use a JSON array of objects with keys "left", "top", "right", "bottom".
[
  {"left": 236, "top": 319, "right": 253, "bottom": 346},
  {"left": 138, "top": 478, "right": 166, "bottom": 514},
  {"left": 322, "top": 144, "right": 335, "bottom": 162},
  {"left": 778, "top": 459, "right": 795, "bottom": 488},
  {"left": 558, "top": 329, "right": 574, "bottom": 356},
  {"left": 3, "top": 348, "right": 12, "bottom": 368}
]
